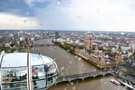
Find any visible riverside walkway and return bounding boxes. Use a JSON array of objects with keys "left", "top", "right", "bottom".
[{"left": 56, "top": 70, "right": 114, "bottom": 84}]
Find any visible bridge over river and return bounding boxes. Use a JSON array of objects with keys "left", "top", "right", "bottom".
[
  {"left": 56, "top": 70, "right": 114, "bottom": 84},
  {"left": 32, "top": 44, "right": 57, "bottom": 47}
]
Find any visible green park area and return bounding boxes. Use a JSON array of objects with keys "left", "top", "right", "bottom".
[
  {"left": 53, "top": 41, "right": 84, "bottom": 55},
  {"left": 0, "top": 47, "right": 17, "bottom": 53}
]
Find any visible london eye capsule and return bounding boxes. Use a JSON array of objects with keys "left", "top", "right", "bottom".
[{"left": 0, "top": 53, "right": 59, "bottom": 90}]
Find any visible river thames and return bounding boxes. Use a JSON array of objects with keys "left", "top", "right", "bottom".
[{"left": 31, "top": 39, "right": 126, "bottom": 90}]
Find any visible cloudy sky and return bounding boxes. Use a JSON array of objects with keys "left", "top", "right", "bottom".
[{"left": 0, "top": 0, "right": 135, "bottom": 31}]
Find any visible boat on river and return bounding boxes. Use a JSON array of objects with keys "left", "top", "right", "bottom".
[{"left": 110, "top": 78, "right": 120, "bottom": 86}]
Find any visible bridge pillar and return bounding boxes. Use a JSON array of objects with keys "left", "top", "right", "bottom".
[
  {"left": 55, "top": 82, "right": 57, "bottom": 86},
  {"left": 81, "top": 77, "right": 84, "bottom": 81},
  {"left": 93, "top": 75, "right": 96, "bottom": 78},
  {"left": 68, "top": 79, "right": 71, "bottom": 83},
  {"left": 102, "top": 74, "right": 105, "bottom": 76}
]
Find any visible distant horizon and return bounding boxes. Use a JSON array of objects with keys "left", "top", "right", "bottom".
[{"left": 0, "top": 29, "right": 135, "bottom": 33}]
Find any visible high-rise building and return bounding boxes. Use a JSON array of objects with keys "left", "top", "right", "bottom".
[{"left": 55, "top": 32, "right": 60, "bottom": 39}]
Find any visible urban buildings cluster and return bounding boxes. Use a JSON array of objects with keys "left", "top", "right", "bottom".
[
  {"left": 55, "top": 31, "right": 135, "bottom": 78},
  {"left": 0, "top": 30, "right": 135, "bottom": 84},
  {"left": 56, "top": 31, "right": 135, "bottom": 67},
  {"left": 0, "top": 31, "right": 56, "bottom": 52}
]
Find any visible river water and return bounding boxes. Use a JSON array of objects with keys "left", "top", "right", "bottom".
[{"left": 31, "top": 39, "right": 126, "bottom": 90}]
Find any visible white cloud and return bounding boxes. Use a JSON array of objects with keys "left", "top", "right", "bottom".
[
  {"left": 34, "top": 0, "right": 135, "bottom": 31},
  {"left": 66, "top": 0, "right": 135, "bottom": 31},
  {"left": 1, "top": 0, "right": 135, "bottom": 31},
  {"left": 0, "top": 13, "right": 41, "bottom": 29}
]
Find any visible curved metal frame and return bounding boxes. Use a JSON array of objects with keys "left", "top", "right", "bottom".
[
  {"left": 0, "top": 52, "right": 58, "bottom": 90},
  {"left": 0, "top": 54, "right": 4, "bottom": 90}
]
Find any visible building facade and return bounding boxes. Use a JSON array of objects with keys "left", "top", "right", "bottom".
[{"left": 75, "top": 38, "right": 122, "bottom": 68}]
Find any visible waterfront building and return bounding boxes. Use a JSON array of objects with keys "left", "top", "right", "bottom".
[
  {"left": 0, "top": 53, "right": 59, "bottom": 90},
  {"left": 94, "top": 44, "right": 98, "bottom": 54},
  {"left": 86, "top": 38, "right": 92, "bottom": 51},
  {"left": 75, "top": 38, "right": 122, "bottom": 68}
]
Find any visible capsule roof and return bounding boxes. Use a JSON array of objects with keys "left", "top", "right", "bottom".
[{"left": 1, "top": 53, "right": 54, "bottom": 68}]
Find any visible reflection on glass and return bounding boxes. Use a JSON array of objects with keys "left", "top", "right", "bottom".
[
  {"left": 1, "top": 53, "right": 59, "bottom": 90},
  {"left": 32, "top": 65, "right": 46, "bottom": 89},
  {"left": 46, "top": 63, "right": 57, "bottom": 87},
  {"left": 32, "top": 63, "right": 58, "bottom": 90},
  {"left": 47, "top": 76, "right": 57, "bottom": 87},
  {"left": 2, "top": 67, "right": 27, "bottom": 90}
]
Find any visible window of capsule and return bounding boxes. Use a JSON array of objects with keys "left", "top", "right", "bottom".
[{"left": 1, "top": 53, "right": 59, "bottom": 90}]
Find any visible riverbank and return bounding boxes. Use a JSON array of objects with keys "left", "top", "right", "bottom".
[
  {"left": 52, "top": 40, "right": 84, "bottom": 55},
  {"left": 52, "top": 41, "right": 115, "bottom": 70},
  {"left": 31, "top": 38, "right": 127, "bottom": 90},
  {"left": 52, "top": 40, "right": 135, "bottom": 89}
]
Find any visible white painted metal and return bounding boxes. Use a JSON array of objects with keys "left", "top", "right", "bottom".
[
  {"left": 27, "top": 53, "right": 32, "bottom": 90},
  {"left": 0, "top": 53, "right": 4, "bottom": 90}
]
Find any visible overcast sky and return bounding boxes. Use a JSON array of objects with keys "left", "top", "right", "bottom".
[{"left": 0, "top": 0, "right": 135, "bottom": 32}]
